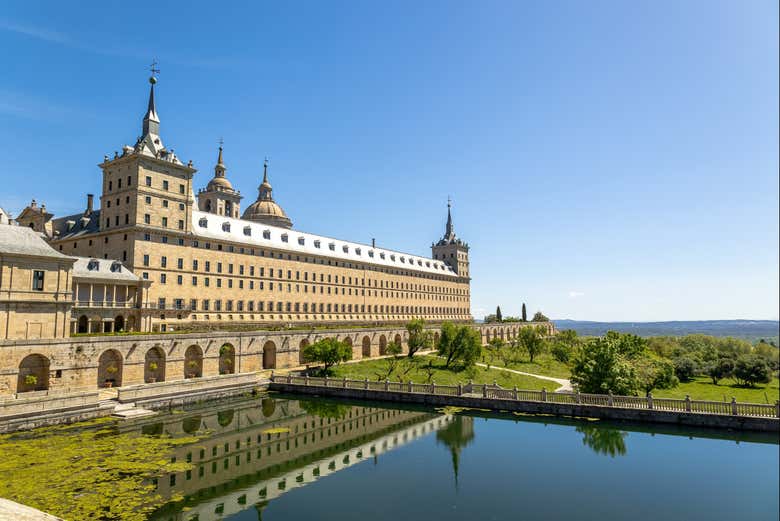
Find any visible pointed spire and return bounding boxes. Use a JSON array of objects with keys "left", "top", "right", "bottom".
[
  {"left": 262, "top": 158, "right": 269, "bottom": 184},
  {"left": 214, "top": 138, "right": 226, "bottom": 176},
  {"left": 444, "top": 196, "right": 455, "bottom": 240},
  {"left": 142, "top": 62, "right": 160, "bottom": 136},
  {"left": 259, "top": 158, "right": 273, "bottom": 200}
]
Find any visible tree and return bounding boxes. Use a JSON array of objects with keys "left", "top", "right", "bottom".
[
  {"left": 517, "top": 326, "right": 546, "bottom": 363},
  {"left": 733, "top": 355, "right": 772, "bottom": 387},
  {"left": 571, "top": 336, "right": 639, "bottom": 395},
  {"left": 406, "top": 318, "right": 434, "bottom": 358},
  {"left": 673, "top": 356, "right": 698, "bottom": 382},
  {"left": 496, "top": 306, "right": 503, "bottom": 322},
  {"left": 437, "top": 322, "right": 482, "bottom": 369},
  {"left": 532, "top": 311, "right": 549, "bottom": 322},
  {"left": 550, "top": 329, "right": 580, "bottom": 363},
  {"left": 521, "top": 303, "right": 527, "bottom": 322},
  {"left": 376, "top": 341, "right": 404, "bottom": 380},
  {"left": 635, "top": 357, "right": 678, "bottom": 394},
  {"left": 706, "top": 358, "right": 734, "bottom": 385},
  {"left": 483, "top": 314, "right": 498, "bottom": 323},
  {"left": 302, "top": 338, "right": 352, "bottom": 375}
]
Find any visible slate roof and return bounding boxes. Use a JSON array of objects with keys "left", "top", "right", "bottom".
[
  {"left": 51, "top": 210, "right": 101, "bottom": 240},
  {"left": 0, "top": 225, "right": 73, "bottom": 260},
  {"left": 71, "top": 257, "right": 140, "bottom": 282}
]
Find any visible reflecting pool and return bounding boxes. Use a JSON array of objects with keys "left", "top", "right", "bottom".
[{"left": 0, "top": 394, "right": 777, "bottom": 521}]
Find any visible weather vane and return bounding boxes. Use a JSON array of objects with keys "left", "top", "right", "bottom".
[
  {"left": 218, "top": 137, "right": 224, "bottom": 147},
  {"left": 149, "top": 59, "right": 160, "bottom": 76}
]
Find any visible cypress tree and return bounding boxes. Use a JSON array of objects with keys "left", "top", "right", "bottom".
[
  {"left": 521, "top": 303, "right": 527, "bottom": 322},
  {"left": 496, "top": 306, "right": 503, "bottom": 322}
]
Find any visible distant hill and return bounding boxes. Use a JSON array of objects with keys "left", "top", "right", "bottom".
[{"left": 553, "top": 320, "right": 780, "bottom": 343}]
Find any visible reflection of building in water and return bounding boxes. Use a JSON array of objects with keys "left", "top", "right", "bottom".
[
  {"left": 435, "top": 414, "right": 475, "bottom": 488},
  {"left": 142, "top": 398, "right": 453, "bottom": 520}
]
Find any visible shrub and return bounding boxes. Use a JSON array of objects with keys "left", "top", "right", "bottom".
[
  {"left": 571, "top": 336, "right": 639, "bottom": 395},
  {"left": 532, "top": 311, "right": 549, "bottom": 322},
  {"left": 550, "top": 342, "right": 572, "bottom": 363},
  {"left": 706, "top": 358, "right": 734, "bottom": 385}
]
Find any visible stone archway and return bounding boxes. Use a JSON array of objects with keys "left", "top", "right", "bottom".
[
  {"left": 262, "top": 340, "right": 276, "bottom": 370},
  {"left": 77, "top": 315, "right": 88, "bottom": 334},
  {"left": 114, "top": 315, "right": 125, "bottom": 332},
  {"left": 219, "top": 343, "right": 235, "bottom": 375},
  {"left": 97, "top": 349, "right": 123, "bottom": 388},
  {"left": 144, "top": 346, "right": 165, "bottom": 383},
  {"left": 379, "top": 334, "right": 388, "bottom": 355},
  {"left": 485, "top": 329, "right": 491, "bottom": 343},
  {"left": 362, "top": 336, "right": 371, "bottom": 358},
  {"left": 299, "top": 339, "right": 310, "bottom": 365},
  {"left": 394, "top": 333, "right": 403, "bottom": 351},
  {"left": 184, "top": 345, "right": 203, "bottom": 378},
  {"left": 17, "top": 354, "right": 49, "bottom": 393}
]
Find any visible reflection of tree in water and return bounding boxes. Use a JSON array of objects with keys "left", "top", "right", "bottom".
[
  {"left": 299, "top": 399, "right": 351, "bottom": 419},
  {"left": 576, "top": 424, "right": 628, "bottom": 457},
  {"left": 435, "top": 415, "right": 475, "bottom": 489}
]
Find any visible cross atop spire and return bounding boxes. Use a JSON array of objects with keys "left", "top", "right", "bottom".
[
  {"left": 262, "top": 157, "right": 269, "bottom": 184},
  {"left": 149, "top": 59, "right": 160, "bottom": 77},
  {"left": 142, "top": 61, "right": 160, "bottom": 135},
  {"left": 444, "top": 197, "right": 454, "bottom": 240},
  {"left": 215, "top": 139, "right": 226, "bottom": 176}
]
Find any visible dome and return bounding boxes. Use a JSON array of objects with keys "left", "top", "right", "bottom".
[
  {"left": 242, "top": 199, "right": 292, "bottom": 228},
  {"left": 240, "top": 160, "right": 292, "bottom": 228},
  {"left": 206, "top": 176, "right": 234, "bottom": 191}
]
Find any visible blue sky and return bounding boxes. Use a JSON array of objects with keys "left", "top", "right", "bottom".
[{"left": 1, "top": 1, "right": 777, "bottom": 321}]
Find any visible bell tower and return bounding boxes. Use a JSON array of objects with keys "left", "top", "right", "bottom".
[{"left": 431, "top": 199, "right": 470, "bottom": 278}]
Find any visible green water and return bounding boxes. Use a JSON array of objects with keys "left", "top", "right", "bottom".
[{"left": 1, "top": 394, "right": 778, "bottom": 520}]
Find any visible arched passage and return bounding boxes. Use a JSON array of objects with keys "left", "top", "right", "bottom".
[
  {"left": 379, "top": 335, "right": 387, "bottom": 355},
  {"left": 262, "top": 340, "right": 276, "bottom": 370},
  {"left": 485, "top": 329, "right": 491, "bottom": 343},
  {"left": 144, "top": 346, "right": 165, "bottom": 383},
  {"left": 362, "top": 336, "right": 371, "bottom": 358},
  {"left": 77, "top": 315, "right": 88, "bottom": 334},
  {"left": 394, "top": 334, "right": 403, "bottom": 351},
  {"left": 219, "top": 343, "right": 235, "bottom": 375},
  {"left": 17, "top": 354, "right": 49, "bottom": 393},
  {"left": 184, "top": 345, "right": 203, "bottom": 378},
  {"left": 97, "top": 349, "right": 123, "bottom": 388},
  {"left": 298, "top": 339, "right": 310, "bottom": 365},
  {"left": 114, "top": 315, "right": 125, "bottom": 332}
]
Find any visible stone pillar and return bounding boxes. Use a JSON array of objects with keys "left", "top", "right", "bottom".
[
  {"left": 647, "top": 392, "right": 653, "bottom": 410},
  {"left": 88, "top": 284, "right": 93, "bottom": 306},
  {"left": 541, "top": 388, "right": 547, "bottom": 402},
  {"left": 607, "top": 391, "right": 613, "bottom": 406},
  {"left": 685, "top": 395, "right": 692, "bottom": 412},
  {"left": 731, "top": 397, "right": 737, "bottom": 415}
]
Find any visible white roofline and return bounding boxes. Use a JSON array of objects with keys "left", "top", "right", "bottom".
[{"left": 190, "top": 210, "right": 458, "bottom": 278}]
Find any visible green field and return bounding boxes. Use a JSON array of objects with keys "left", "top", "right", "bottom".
[
  {"left": 331, "top": 356, "right": 554, "bottom": 390},
  {"left": 650, "top": 376, "right": 779, "bottom": 403},
  {"left": 485, "top": 352, "right": 572, "bottom": 379}
]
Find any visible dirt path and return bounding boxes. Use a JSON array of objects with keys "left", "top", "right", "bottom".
[{"left": 474, "top": 362, "right": 573, "bottom": 392}]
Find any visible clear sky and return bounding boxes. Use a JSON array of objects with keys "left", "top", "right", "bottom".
[{"left": 1, "top": 1, "right": 777, "bottom": 321}]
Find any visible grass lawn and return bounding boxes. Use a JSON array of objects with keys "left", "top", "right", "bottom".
[
  {"left": 484, "top": 352, "right": 572, "bottom": 379},
  {"left": 651, "top": 376, "right": 779, "bottom": 403},
  {"left": 330, "top": 355, "right": 554, "bottom": 390}
]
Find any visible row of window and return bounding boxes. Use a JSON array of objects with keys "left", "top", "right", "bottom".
[{"left": 155, "top": 297, "right": 467, "bottom": 315}]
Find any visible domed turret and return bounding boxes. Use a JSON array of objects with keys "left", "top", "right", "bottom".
[
  {"left": 197, "top": 143, "right": 242, "bottom": 218},
  {"left": 242, "top": 160, "right": 293, "bottom": 229}
]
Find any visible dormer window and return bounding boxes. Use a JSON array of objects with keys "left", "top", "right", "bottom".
[
  {"left": 314, "top": 240, "right": 321, "bottom": 248},
  {"left": 222, "top": 222, "right": 231, "bottom": 232},
  {"left": 355, "top": 248, "right": 361, "bottom": 255},
  {"left": 298, "top": 237, "right": 305, "bottom": 246},
  {"left": 198, "top": 217, "right": 208, "bottom": 228},
  {"left": 281, "top": 234, "right": 289, "bottom": 243},
  {"left": 88, "top": 259, "right": 99, "bottom": 271},
  {"left": 390, "top": 254, "right": 396, "bottom": 261},
  {"left": 328, "top": 243, "right": 335, "bottom": 251},
  {"left": 380, "top": 252, "right": 386, "bottom": 259},
  {"left": 426, "top": 261, "right": 431, "bottom": 267},
  {"left": 342, "top": 245, "right": 349, "bottom": 253},
  {"left": 263, "top": 230, "right": 271, "bottom": 240},
  {"left": 243, "top": 226, "right": 252, "bottom": 236},
  {"left": 368, "top": 250, "right": 374, "bottom": 258},
  {"left": 110, "top": 261, "right": 122, "bottom": 273}
]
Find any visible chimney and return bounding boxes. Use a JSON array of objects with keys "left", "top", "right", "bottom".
[
  {"left": 371, "top": 238, "right": 376, "bottom": 248},
  {"left": 86, "top": 194, "right": 94, "bottom": 215}
]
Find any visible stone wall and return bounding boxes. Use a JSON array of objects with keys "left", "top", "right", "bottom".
[{"left": 0, "top": 322, "right": 538, "bottom": 395}]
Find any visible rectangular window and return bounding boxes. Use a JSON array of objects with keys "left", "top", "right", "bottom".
[
  {"left": 144, "top": 214, "right": 151, "bottom": 224},
  {"left": 143, "top": 254, "right": 150, "bottom": 266},
  {"left": 205, "top": 261, "right": 211, "bottom": 272},
  {"left": 32, "top": 270, "right": 45, "bottom": 291},
  {"left": 145, "top": 195, "right": 152, "bottom": 204},
  {"left": 145, "top": 176, "right": 152, "bottom": 187},
  {"left": 179, "top": 184, "right": 185, "bottom": 194},
  {"left": 161, "top": 256, "right": 167, "bottom": 268},
  {"left": 162, "top": 199, "right": 169, "bottom": 208},
  {"left": 162, "top": 180, "right": 169, "bottom": 191},
  {"left": 177, "top": 258, "right": 183, "bottom": 269},
  {"left": 160, "top": 274, "right": 167, "bottom": 284},
  {"left": 162, "top": 217, "right": 168, "bottom": 228},
  {"left": 192, "top": 260, "right": 199, "bottom": 270}
]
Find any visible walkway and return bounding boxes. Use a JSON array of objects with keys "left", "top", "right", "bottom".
[{"left": 475, "top": 362, "right": 572, "bottom": 392}]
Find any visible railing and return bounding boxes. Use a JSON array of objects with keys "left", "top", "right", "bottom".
[
  {"left": 271, "top": 375, "right": 780, "bottom": 419},
  {"left": 73, "top": 300, "right": 137, "bottom": 309}
]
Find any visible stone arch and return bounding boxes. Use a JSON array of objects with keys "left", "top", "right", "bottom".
[
  {"left": 262, "top": 340, "right": 276, "bottom": 370},
  {"left": 219, "top": 343, "right": 236, "bottom": 375},
  {"left": 114, "top": 315, "right": 125, "bottom": 332},
  {"left": 17, "top": 354, "right": 49, "bottom": 393},
  {"left": 299, "top": 339, "right": 310, "bottom": 365},
  {"left": 362, "top": 336, "right": 371, "bottom": 358},
  {"left": 379, "top": 334, "right": 388, "bottom": 355},
  {"left": 500, "top": 328, "right": 505, "bottom": 340},
  {"left": 97, "top": 349, "right": 123, "bottom": 388},
  {"left": 485, "top": 329, "right": 491, "bottom": 343},
  {"left": 182, "top": 415, "right": 202, "bottom": 434},
  {"left": 217, "top": 409, "right": 235, "bottom": 427},
  {"left": 184, "top": 345, "right": 203, "bottom": 378},
  {"left": 394, "top": 333, "right": 403, "bottom": 349},
  {"left": 144, "top": 346, "right": 165, "bottom": 383},
  {"left": 77, "top": 315, "right": 88, "bottom": 334}
]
